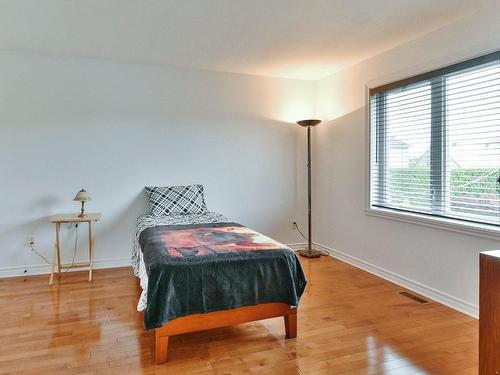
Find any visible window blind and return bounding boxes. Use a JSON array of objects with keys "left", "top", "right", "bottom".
[{"left": 370, "top": 51, "right": 500, "bottom": 226}]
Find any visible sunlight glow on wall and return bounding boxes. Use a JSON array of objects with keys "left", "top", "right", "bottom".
[{"left": 273, "top": 81, "right": 316, "bottom": 124}]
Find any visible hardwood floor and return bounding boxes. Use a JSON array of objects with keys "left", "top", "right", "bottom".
[{"left": 0, "top": 255, "right": 478, "bottom": 374}]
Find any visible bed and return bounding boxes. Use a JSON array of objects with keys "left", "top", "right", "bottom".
[{"left": 132, "top": 210, "right": 307, "bottom": 363}]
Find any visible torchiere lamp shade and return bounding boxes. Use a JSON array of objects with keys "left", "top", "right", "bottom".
[{"left": 297, "top": 119, "right": 321, "bottom": 127}]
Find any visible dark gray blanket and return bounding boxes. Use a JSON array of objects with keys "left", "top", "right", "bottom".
[{"left": 139, "top": 222, "right": 307, "bottom": 329}]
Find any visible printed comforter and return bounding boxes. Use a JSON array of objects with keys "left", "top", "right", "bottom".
[{"left": 135, "top": 216, "right": 306, "bottom": 330}]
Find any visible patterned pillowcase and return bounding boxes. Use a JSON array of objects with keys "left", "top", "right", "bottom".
[{"left": 145, "top": 185, "right": 208, "bottom": 216}]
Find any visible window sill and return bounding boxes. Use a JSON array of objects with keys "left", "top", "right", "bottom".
[{"left": 365, "top": 207, "right": 500, "bottom": 240}]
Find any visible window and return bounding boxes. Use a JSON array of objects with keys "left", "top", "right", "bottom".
[{"left": 370, "top": 52, "right": 500, "bottom": 227}]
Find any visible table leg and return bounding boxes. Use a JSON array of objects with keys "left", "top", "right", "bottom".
[
  {"left": 55, "top": 223, "right": 62, "bottom": 275},
  {"left": 49, "top": 243, "right": 57, "bottom": 286},
  {"left": 88, "top": 221, "right": 94, "bottom": 282}
]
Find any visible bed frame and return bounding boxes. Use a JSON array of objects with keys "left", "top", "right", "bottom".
[{"left": 154, "top": 302, "right": 297, "bottom": 363}]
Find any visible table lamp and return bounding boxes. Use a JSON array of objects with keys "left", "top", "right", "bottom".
[{"left": 73, "top": 188, "right": 91, "bottom": 217}]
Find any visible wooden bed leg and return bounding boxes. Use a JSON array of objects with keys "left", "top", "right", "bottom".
[
  {"left": 155, "top": 332, "right": 169, "bottom": 364},
  {"left": 284, "top": 309, "right": 297, "bottom": 339}
]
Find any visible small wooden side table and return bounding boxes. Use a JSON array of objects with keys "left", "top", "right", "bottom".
[{"left": 48, "top": 213, "right": 101, "bottom": 285}]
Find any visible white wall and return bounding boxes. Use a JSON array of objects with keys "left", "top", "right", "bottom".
[
  {"left": 0, "top": 50, "right": 314, "bottom": 276},
  {"left": 312, "top": 4, "right": 500, "bottom": 317}
]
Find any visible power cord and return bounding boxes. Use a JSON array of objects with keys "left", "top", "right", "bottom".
[
  {"left": 292, "top": 221, "right": 308, "bottom": 241},
  {"left": 29, "top": 224, "right": 79, "bottom": 272},
  {"left": 62, "top": 224, "right": 79, "bottom": 273},
  {"left": 29, "top": 242, "right": 51, "bottom": 265},
  {"left": 292, "top": 221, "right": 329, "bottom": 256}
]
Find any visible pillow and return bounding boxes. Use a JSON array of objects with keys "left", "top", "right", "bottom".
[{"left": 145, "top": 184, "right": 208, "bottom": 216}]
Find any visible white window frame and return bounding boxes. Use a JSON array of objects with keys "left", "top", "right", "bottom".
[{"left": 365, "top": 51, "right": 500, "bottom": 241}]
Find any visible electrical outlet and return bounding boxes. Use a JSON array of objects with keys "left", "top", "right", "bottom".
[
  {"left": 292, "top": 221, "right": 297, "bottom": 230},
  {"left": 28, "top": 237, "right": 35, "bottom": 247}
]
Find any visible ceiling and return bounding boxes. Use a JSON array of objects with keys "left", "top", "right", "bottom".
[{"left": 0, "top": 0, "right": 490, "bottom": 80}]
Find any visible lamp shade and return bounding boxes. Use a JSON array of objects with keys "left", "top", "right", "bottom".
[
  {"left": 297, "top": 119, "right": 321, "bottom": 127},
  {"left": 73, "top": 188, "right": 91, "bottom": 202}
]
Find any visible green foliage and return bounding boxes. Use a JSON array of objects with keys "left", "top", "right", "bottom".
[
  {"left": 450, "top": 168, "right": 499, "bottom": 196},
  {"left": 388, "top": 167, "right": 430, "bottom": 208},
  {"left": 386, "top": 167, "right": 499, "bottom": 209}
]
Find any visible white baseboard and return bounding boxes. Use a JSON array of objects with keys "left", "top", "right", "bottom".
[
  {"left": 0, "top": 257, "right": 131, "bottom": 278},
  {"left": 286, "top": 243, "right": 306, "bottom": 251},
  {"left": 290, "top": 241, "right": 479, "bottom": 319}
]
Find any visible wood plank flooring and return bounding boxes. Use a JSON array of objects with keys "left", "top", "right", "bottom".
[{"left": 0, "top": 255, "right": 478, "bottom": 374}]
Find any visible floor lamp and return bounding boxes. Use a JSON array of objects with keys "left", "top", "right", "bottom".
[{"left": 297, "top": 119, "right": 322, "bottom": 258}]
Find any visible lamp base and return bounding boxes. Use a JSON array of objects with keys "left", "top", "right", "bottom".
[
  {"left": 298, "top": 249, "right": 322, "bottom": 258},
  {"left": 78, "top": 201, "right": 86, "bottom": 218}
]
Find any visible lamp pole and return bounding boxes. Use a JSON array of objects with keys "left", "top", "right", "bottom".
[
  {"left": 297, "top": 119, "right": 322, "bottom": 258},
  {"left": 307, "top": 125, "right": 312, "bottom": 253}
]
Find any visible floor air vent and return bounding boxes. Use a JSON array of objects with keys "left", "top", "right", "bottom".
[{"left": 399, "top": 291, "right": 430, "bottom": 304}]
